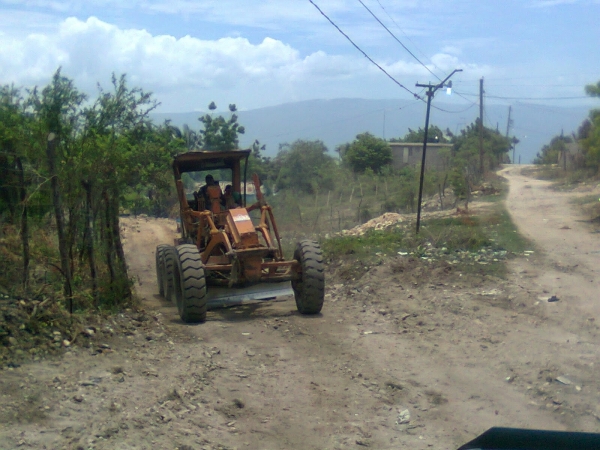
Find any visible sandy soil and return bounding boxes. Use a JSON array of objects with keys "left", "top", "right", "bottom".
[{"left": 1, "top": 166, "right": 599, "bottom": 450}]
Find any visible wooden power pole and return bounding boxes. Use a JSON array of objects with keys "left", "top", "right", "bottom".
[
  {"left": 414, "top": 69, "right": 463, "bottom": 233},
  {"left": 479, "top": 77, "right": 484, "bottom": 174},
  {"left": 506, "top": 105, "right": 515, "bottom": 163}
]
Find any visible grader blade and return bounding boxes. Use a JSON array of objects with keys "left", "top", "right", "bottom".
[{"left": 206, "top": 282, "right": 294, "bottom": 309}]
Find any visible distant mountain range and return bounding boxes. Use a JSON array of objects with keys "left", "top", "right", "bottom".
[{"left": 151, "top": 98, "right": 592, "bottom": 164}]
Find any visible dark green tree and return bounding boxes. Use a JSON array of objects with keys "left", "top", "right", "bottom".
[
  {"left": 585, "top": 80, "right": 600, "bottom": 98},
  {"left": 0, "top": 69, "right": 183, "bottom": 312},
  {"left": 0, "top": 84, "right": 33, "bottom": 287},
  {"left": 390, "top": 126, "right": 451, "bottom": 143},
  {"left": 198, "top": 102, "right": 245, "bottom": 151},
  {"left": 245, "top": 139, "right": 275, "bottom": 186},
  {"left": 0, "top": 85, "right": 28, "bottom": 224},
  {"left": 581, "top": 80, "right": 600, "bottom": 171},
  {"left": 342, "top": 132, "right": 392, "bottom": 174},
  {"left": 448, "top": 119, "right": 512, "bottom": 196},
  {"left": 533, "top": 134, "right": 572, "bottom": 165},
  {"left": 275, "top": 140, "right": 336, "bottom": 194}
]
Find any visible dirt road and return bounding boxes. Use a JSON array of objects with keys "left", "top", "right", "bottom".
[
  {"left": 499, "top": 165, "right": 600, "bottom": 318},
  {"left": 1, "top": 167, "right": 600, "bottom": 449}
]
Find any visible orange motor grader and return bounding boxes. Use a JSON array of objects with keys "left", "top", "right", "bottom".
[{"left": 155, "top": 150, "right": 324, "bottom": 323}]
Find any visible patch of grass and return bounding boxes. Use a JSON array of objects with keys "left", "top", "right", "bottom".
[
  {"left": 523, "top": 165, "right": 598, "bottom": 190},
  {"left": 322, "top": 228, "right": 403, "bottom": 259},
  {"left": 417, "top": 216, "right": 492, "bottom": 251},
  {"left": 322, "top": 203, "right": 532, "bottom": 278},
  {"left": 485, "top": 207, "right": 532, "bottom": 254},
  {"left": 521, "top": 165, "right": 563, "bottom": 180},
  {"left": 570, "top": 194, "right": 600, "bottom": 206},
  {"left": 475, "top": 174, "right": 509, "bottom": 203}
]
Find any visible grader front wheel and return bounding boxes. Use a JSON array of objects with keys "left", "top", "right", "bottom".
[
  {"left": 155, "top": 244, "right": 169, "bottom": 297},
  {"left": 173, "top": 244, "right": 207, "bottom": 323},
  {"left": 292, "top": 240, "right": 325, "bottom": 314},
  {"left": 162, "top": 245, "right": 177, "bottom": 303}
]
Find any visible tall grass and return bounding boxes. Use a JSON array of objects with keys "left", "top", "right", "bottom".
[{"left": 268, "top": 166, "right": 451, "bottom": 239}]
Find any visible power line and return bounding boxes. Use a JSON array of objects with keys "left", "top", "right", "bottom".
[
  {"left": 457, "top": 74, "right": 599, "bottom": 82},
  {"left": 359, "top": 0, "right": 477, "bottom": 111},
  {"left": 432, "top": 102, "right": 477, "bottom": 114},
  {"left": 455, "top": 91, "right": 588, "bottom": 101},
  {"left": 469, "top": 83, "right": 585, "bottom": 88},
  {"left": 483, "top": 109, "right": 496, "bottom": 130},
  {"left": 308, "top": 0, "right": 421, "bottom": 100},
  {"left": 360, "top": 0, "right": 480, "bottom": 110},
  {"left": 375, "top": 0, "right": 446, "bottom": 77},
  {"left": 357, "top": 0, "right": 441, "bottom": 82}
]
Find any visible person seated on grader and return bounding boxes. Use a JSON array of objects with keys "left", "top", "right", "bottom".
[
  {"left": 224, "top": 184, "right": 242, "bottom": 209},
  {"left": 195, "top": 174, "right": 224, "bottom": 213}
]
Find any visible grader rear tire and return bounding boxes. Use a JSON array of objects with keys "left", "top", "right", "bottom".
[
  {"left": 174, "top": 244, "right": 207, "bottom": 323},
  {"left": 155, "top": 244, "right": 169, "bottom": 297},
  {"left": 292, "top": 240, "right": 325, "bottom": 314},
  {"left": 162, "top": 245, "right": 177, "bottom": 303}
]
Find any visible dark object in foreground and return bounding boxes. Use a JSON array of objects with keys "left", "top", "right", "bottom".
[
  {"left": 458, "top": 427, "right": 600, "bottom": 450},
  {"left": 548, "top": 295, "right": 560, "bottom": 302}
]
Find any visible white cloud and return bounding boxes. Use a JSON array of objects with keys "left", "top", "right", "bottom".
[
  {"left": 0, "top": 17, "right": 301, "bottom": 91},
  {"left": 430, "top": 52, "right": 491, "bottom": 76},
  {"left": 0, "top": 15, "right": 487, "bottom": 111},
  {"left": 441, "top": 46, "right": 461, "bottom": 56},
  {"left": 529, "top": 0, "right": 578, "bottom": 6}
]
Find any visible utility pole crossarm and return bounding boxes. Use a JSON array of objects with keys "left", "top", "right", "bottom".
[{"left": 416, "top": 69, "right": 463, "bottom": 95}]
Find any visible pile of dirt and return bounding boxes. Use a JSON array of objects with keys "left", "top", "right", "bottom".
[
  {"left": 471, "top": 182, "right": 501, "bottom": 196},
  {"left": 341, "top": 212, "right": 404, "bottom": 236}
]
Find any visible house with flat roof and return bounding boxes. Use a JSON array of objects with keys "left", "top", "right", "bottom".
[
  {"left": 389, "top": 142, "right": 453, "bottom": 171},
  {"left": 557, "top": 142, "right": 584, "bottom": 170}
]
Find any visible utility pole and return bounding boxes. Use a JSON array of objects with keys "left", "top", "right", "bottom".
[
  {"left": 506, "top": 105, "right": 515, "bottom": 163},
  {"left": 414, "top": 68, "right": 463, "bottom": 234},
  {"left": 479, "top": 77, "right": 484, "bottom": 174}
]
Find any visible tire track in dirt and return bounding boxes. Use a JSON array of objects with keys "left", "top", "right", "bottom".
[
  {"left": 4, "top": 186, "right": 599, "bottom": 449},
  {"left": 500, "top": 165, "right": 600, "bottom": 318},
  {"left": 121, "top": 190, "right": 600, "bottom": 449}
]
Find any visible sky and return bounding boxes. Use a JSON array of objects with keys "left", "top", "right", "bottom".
[{"left": 1, "top": 0, "right": 599, "bottom": 158}]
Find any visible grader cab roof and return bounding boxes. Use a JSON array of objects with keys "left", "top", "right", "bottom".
[{"left": 173, "top": 150, "right": 251, "bottom": 174}]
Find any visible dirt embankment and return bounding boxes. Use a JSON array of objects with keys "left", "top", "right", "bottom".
[{"left": 1, "top": 166, "right": 600, "bottom": 450}]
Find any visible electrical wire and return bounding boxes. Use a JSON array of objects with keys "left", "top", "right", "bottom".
[
  {"left": 432, "top": 103, "right": 477, "bottom": 114},
  {"left": 359, "top": 0, "right": 477, "bottom": 110},
  {"left": 309, "top": 1, "right": 476, "bottom": 121},
  {"left": 308, "top": 0, "right": 422, "bottom": 100},
  {"left": 357, "top": 0, "right": 441, "bottom": 82},
  {"left": 483, "top": 109, "right": 496, "bottom": 130},
  {"left": 375, "top": 0, "right": 445, "bottom": 77},
  {"left": 454, "top": 91, "right": 588, "bottom": 101}
]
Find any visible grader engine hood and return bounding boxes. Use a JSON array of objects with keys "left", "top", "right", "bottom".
[{"left": 226, "top": 209, "right": 259, "bottom": 248}]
